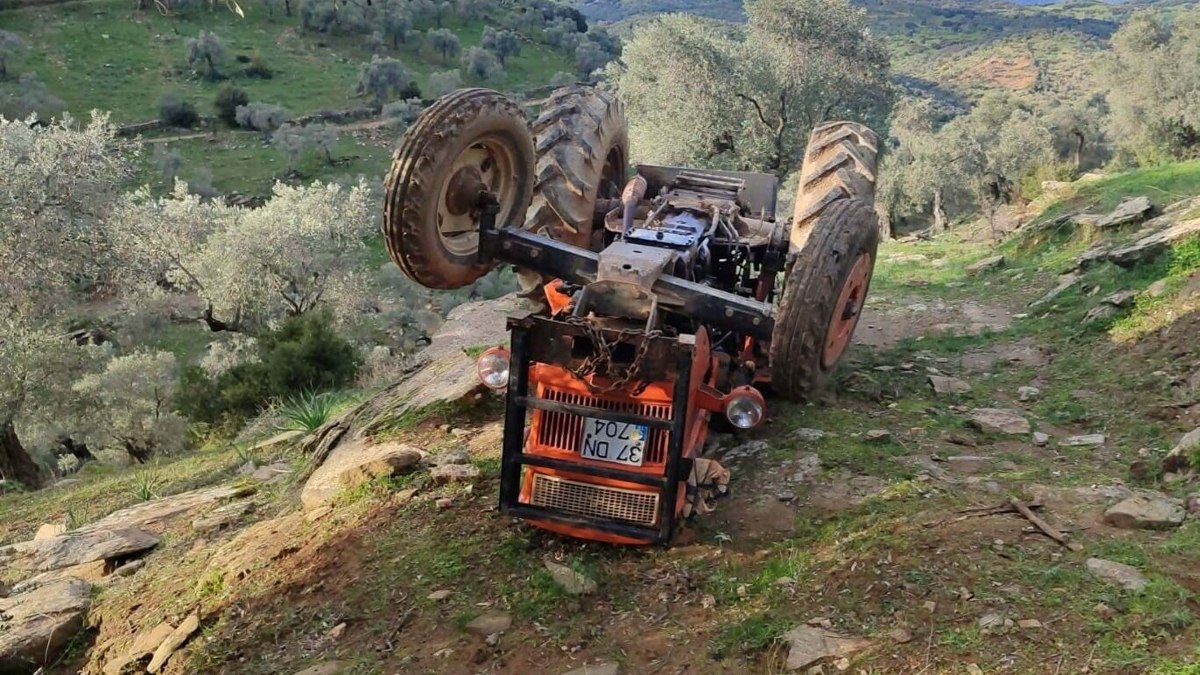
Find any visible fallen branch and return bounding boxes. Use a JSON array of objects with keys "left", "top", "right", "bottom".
[
  {"left": 1009, "top": 497, "right": 1083, "bottom": 552},
  {"left": 923, "top": 500, "right": 1043, "bottom": 528}
]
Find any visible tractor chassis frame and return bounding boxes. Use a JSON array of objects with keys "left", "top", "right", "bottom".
[{"left": 475, "top": 199, "right": 776, "bottom": 341}]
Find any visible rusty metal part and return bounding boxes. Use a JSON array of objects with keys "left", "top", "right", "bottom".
[{"left": 621, "top": 175, "right": 648, "bottom": 235}]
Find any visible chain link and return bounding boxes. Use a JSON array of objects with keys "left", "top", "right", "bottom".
[{"left": 566, "top": 315, "right": 662, "bottom": 395}]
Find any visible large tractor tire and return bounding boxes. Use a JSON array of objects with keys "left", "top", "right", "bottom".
[
  {"left": 790, "top": 121, "right": 879, "bottom": 252},
  {"left": 525, "top": 85, "right": 629, "bottom": 250},
  {"left": 771, "top": 122, "right": 881, "bottom": 401},
  {"left": 383, "top": 89, "right": 535, "bottom": 290}
]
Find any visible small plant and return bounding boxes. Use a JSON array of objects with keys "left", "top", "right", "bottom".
[
  {"left": 244, "top": 55, "right": 273, "bottom": 79},
  {"left": 56, "top": 453, "right": 81, "bottom": 475},
  {"left": 131, "top": 468, "right": 163, "bottom": 501},
  {"left": 214, "top": 85, "right": 248, "bottom": 125},
  {"left": 159, "top": 93, "right": 199, "bottom": 128},
  {"left": 278, "top": 390, "right": 344, "bottom": 432}
]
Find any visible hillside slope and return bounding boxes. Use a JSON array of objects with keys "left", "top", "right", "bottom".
[{"left": 3, "top": 162, "right": 1198, "bottom": 675}]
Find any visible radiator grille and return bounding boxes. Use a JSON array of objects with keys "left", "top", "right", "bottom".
[
  {"left": 530, "top": 473, "right": 660, "bottom": 526},
  {"left": 535, "top": 387, "right": 672, "bottom": 464}
]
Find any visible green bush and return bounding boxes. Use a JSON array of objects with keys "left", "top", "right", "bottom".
[
  {"left": 176, "top": 312, "right": 360, "bottom": 428},
  {"left": 1019, "top": 160, "right": 1076, "bottom": 201},
  {"left": 214, "top": 86, "right": 249, "bottom": 125},
  {"left": 159, "top": 93, "right": 199, "bottom": 128}
]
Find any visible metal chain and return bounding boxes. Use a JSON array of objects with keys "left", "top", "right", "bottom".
[{"left": 566, "top": 315, "right": 662, "bottom": 395}]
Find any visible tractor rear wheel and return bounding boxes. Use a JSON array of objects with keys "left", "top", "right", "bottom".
[
  {"left": 770, "top": 200, "right": 879, "bottom": 400},
  {"left": 771, "top": 121, "right": 881, "bottom": 401},
  {"left": 525, "top": 85, "right": 629, "bottom": 250},
  {"left": 383, "top": 88, "right": 535, "bottom": 290},
  {"left": 790, "top": 121, "right": 879, "bottom": 252}
]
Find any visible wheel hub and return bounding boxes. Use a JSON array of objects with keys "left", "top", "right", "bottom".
[{"left": 822, "top": 252, "right": 872, "bottom": 369}]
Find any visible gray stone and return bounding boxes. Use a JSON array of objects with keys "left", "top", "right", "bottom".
[
  {"left": 430, "top": 447, "right": 472, "bottom": 466},
  {"left": 947, "top": 456, "right": 992, "bottom": 474},
  {"left": 147, "top": 612, "right": 200, "bottom": 673},
  {"left": 865, "top": 429, "right": 891, "bottom": 442},
  {"left": 781, "top": 626, "right": 874, "bottom": 671},
  {"left": 966, "top": 255, "right": 1005, "bottom": 276},
  {"left": 427, "top": 589, "right": 452, "bottom": 601},
  {"left": 250, "top": 429, "right": 304, "bottom": 452},
  {"left": 1017, "top": 386, "right": 1040, "bottom": 402},
  {"left": 250, "top": 461, "right": 293, "bottom": 484},
  {"left": 113, "top": 559, "right": 145, "bottom": 577},
  {"left": 1097, "top": 196, "right": 1153, "bottom": 228},
  {"left": 1032, "top": 432, "right": 1050, "bottom": 447},
  {"left": 544, "top": 560, "right": 597, "bottom": 596},
  {"left": 968, "top": 408, "right": 1031, "bottom": 435},
  {"left": 465, "top": 612, "right": 512, "bottom": 637},
  {"left": 301, "top": 441, "right": 424, "bottom": 510},
  {"left": 192, "top": 500, "right": 255, "bottom": 533},
  {"left": 562, "top": 662, "right": 621, "bottom": 675},
  {"left": 430, "top": 463, "right": 481, "bottom": 485},
  {"left": 1061, "top": 434, "right": 1106, "bottom": 448},
  {"left": 1110, "top": 217, "right": 1200, "bottom": 267},
  {"left": 1030, "top": 273, "right": 1080, "bottom": 309},
  {"left": 1104, "top": 494, "right": 1186, "bottom": 530},
  {"left": 80, "top": 485, "right": 248, "bottom": 533},
  {"left": 5, "top": 528, "right": 158, "bottom": 573},
  {"left": 978, "top": 613, "right": 1006, "bottom": 630},
  {"left": 1163, "top": 427, "right": 1200, "bottom": 474},
  {"left": 0, "top": 578, "right": 91, "bottom": 673},
  {"left": 1086, "top": 558, "right": 1147, "bottom": 592},
  {"left": 1186, "top": 494, "right": 1200, "bottom": 516},
  {"left": 792, "top": 428, "right": 827, "bottom": 442},
  {"left": 929, "top": 376, "right": 971, "bottom": 395},
  {"left": 1101, "top": 290, "right": 1139, "bottom": 308},
  {"left": 1084, "top": 304, "right": 1118, "bottom": 324}
]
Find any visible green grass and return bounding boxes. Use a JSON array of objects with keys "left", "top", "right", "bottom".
[
  {"left": 1, "top": 1, "right": 573, "bottom": 124},
  {"left": 1036, "top": 159, "right": 1200, "bottom": 224}
]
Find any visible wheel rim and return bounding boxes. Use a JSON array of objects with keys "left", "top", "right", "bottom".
[
  {"left": 599, "top": 146, "right": 626, "bottom": 201},
  {"left": 436, "top": 135, "right": 520, "bottom": 257},
  {"left": 822, "top": 252, "right": 872, "bottom": 369}
]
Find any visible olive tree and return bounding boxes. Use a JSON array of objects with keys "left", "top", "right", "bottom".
[
  {"left": 72, "top": 351, "right": 186, "bottom": 464},
  {"left": 462, "top": 46, "right": 502, "bottom": 81},
  {"left": 0, "top": 115, "right": 134, "bottom": 488},
  {"left": 482, "top": 27, "right": 520, "bottom": 66},
  {"left": 1107, "top": 7, "right": 1200, "bottom": 162},
  {"left": 112, "top": 180, "right": 377, "bottom": 331},
  {"left": 273, "top": 123, "right": 312, "bottom": 174},
  {"left": 356, "top": 56, "right": 410, "bottom": 107},
  {"left": 186, "top": 30, "right": 225, "bottom": 80},
  {"left": 612, "top": 0, "right": 892, "bottom": 177},
  {"left": 427, "top": 69, "right": 462, "bottom": 98},
  {"left": 382, "top": 2, "right": 414, "bottom": 48},
  {"left": 235, "top": 102, "right": 290, "bottom": 140},
  {"left": 427, "top": 28, "right": 460, "bottom": 64}
]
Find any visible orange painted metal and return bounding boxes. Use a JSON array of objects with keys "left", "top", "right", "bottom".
[
  {"left": 822, "top": 252, "right": 873, "bottom": 368},
  {"left": 516, "top": 328, "right": 715, "bottom": 544}
]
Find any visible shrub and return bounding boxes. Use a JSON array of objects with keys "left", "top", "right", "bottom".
[
  {"left": 159, "top": 93, "right": 199, "bottom": 128},
  {"left": 1018, "top": 160, "right": 1076, "bottom": 202},
  {"left": 214, "top": 86, "right": 248, "bottom": 125},
  {"left": 176, "top": 311, "right": 360, "bottom": 429},
  {"left": 278, "top": 390, "right": 347, "bottom": 432},
  {"left": 245, "top": 55, "right": 273, "bottom": 79}
]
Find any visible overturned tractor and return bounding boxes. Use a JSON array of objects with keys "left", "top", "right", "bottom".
[{"left": 384, "top": 86, "right": 880, "bottom": 545}]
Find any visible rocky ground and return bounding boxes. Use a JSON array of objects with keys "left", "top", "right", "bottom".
[{"left": 2, "top": 191, "right": 1199, "bottom": 675}]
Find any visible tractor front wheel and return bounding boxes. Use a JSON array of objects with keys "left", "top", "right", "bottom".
[{"left": 770, "top": 198, "right": 880, "bottom": 401}]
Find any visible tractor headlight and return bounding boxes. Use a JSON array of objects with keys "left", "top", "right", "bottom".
[
  {"left": 724, "top": 386, "right": 765, "bottom": 429},
  {"left": 476, "top": 347, "right": 511, "bottom": 391}
]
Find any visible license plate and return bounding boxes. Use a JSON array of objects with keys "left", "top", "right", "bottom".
[{"left": 579, "top": 417, "right": 648, "bottom": 467}]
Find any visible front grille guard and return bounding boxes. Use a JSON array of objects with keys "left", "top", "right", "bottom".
[{"left": 498, "top": 313, "right": 694, "bottom": 544}]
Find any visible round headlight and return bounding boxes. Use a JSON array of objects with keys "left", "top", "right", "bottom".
[
  {"left": 476, "top": 347, "right": 511, "bottom": 391},
  {"left": 724, "top": 386, "right": 765, "bottom": 429}
]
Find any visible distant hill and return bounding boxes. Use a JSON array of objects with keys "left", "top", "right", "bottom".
[{"left": 576, "top": 0, "right": 1175, "bottom": 107}]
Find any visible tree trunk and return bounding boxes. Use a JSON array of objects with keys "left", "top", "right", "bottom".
[
  {"left": 284, "top": 0, "right": 291, "bottom": 15},
  {"left": 201, "top": 304, "right": 240, "bottom": 332},
  {"left": 1, "top": 420, "right": 43, "bottom": 489},
  {"left": 931, "top": 188, "right": 948, "bottom": 235},
  {"left": 1073, "top": 131, "right": 1085, "bottom": 169},
  {"left": 877, "top": 205, "right": 894, "bottom": 240},
  {"left": 124, "top": 441, "right": 153, "bottom": 464}
]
